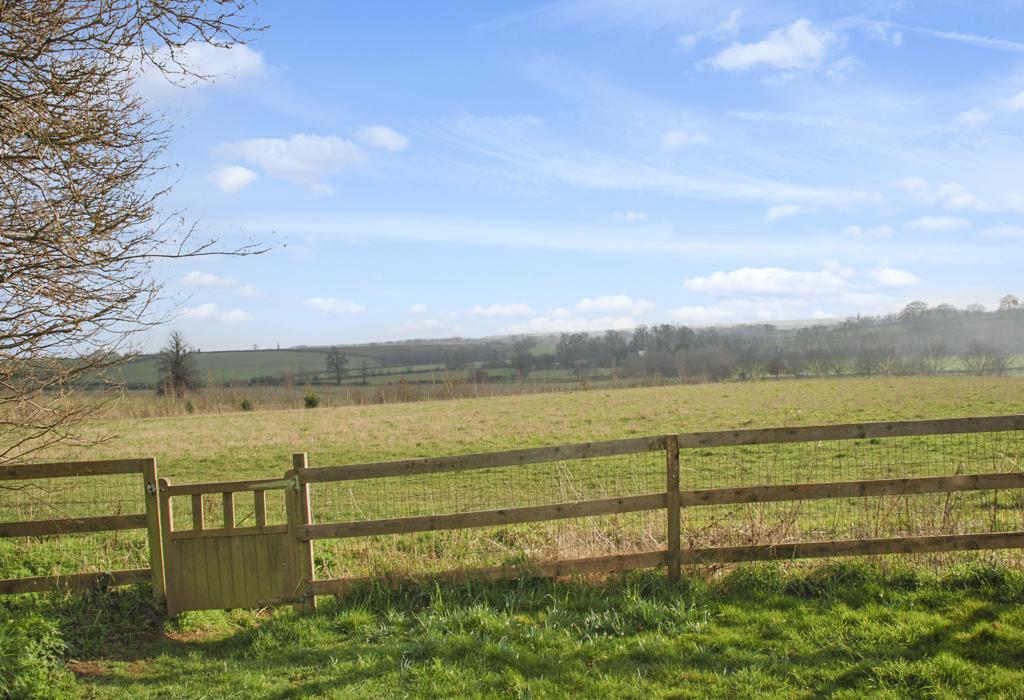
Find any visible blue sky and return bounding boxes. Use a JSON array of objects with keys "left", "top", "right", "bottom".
[{"left": 149, "top": 0, "right": 1024, "bottom": 351}]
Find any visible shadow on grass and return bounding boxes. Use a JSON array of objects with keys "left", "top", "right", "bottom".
[{"left": 24, "top": 560, "right": 1024, "bottom": 698}]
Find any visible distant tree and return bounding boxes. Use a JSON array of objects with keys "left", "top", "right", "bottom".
[
  {"left": 765, "top": 356, "right": 786, "bottom": 379},
  {"left": 156, "top": 331, "right": 201, "bottom": 397},
  {"left": 962, "top": 342, "right": 999, "bottom": 375},
  {"left": 510, "top": 338, "right": 536, "bottom": 379},
  {"left": 325, "top": 347, "right": 348, "bottom": 384},
  {"left": 900, "top": 301, "right": 929, "bottom": 320},
  {"left": 920, "top": 343, "right": 952, "bottom": 375},
  {"left": 360, "top": 361, "right": 369, "bottom": 386},
  {"left": 965, "top": 303, "right": 986, "bottom": 314},
  {"left": 877, "top": 345, "right": 903, "bottom": 376},
  {"left": 999, "top": 295, "right": 1022, "bottom": 312},
  {"left": 855, "top": 345, "right": 883, "bottom": 376}
]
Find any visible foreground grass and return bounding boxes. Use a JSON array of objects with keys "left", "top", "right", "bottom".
[
  {"left": 5, "top": 560, "right": 1024, "bottom": 698},
  {"left": 42, "top": 375, "right": 1024, "bottom": 482}
]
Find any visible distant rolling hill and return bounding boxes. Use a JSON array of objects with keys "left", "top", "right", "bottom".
[{"left": 118, "top": 349, "right": 382, "bottom": 386}]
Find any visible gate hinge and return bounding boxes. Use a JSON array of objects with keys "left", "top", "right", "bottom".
[{"left": 146, "top": 481, "right": 158, "bottom": 495}]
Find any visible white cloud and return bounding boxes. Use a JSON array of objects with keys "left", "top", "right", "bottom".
[
  {"left": 842, "top": 224, "right": 894, "bottom": 238},
  {"left": 208, "top": 164, "right": 258, "bottom": 193},
  {"left": 178, "top": 303, "right": 252, "bottom": 323},
  {"left": 304, "top": 297, "right": 366, "bottom": 314},
  {"left": 894, "top": 178, "right": 993, "bottom": 212},
  {"left": 683, "top": 264, "right": 854, "bottom": 296},
  {"left": 505, "top": 314, "right": 636, "bottom": 334},
  {"left": 356, "top": 125, "right": 410, "bottom": 152},
  {"left": 999, "top": 91, "right": 1024, "bottom": 112},
  {"left": 220, "top": 134, "right": 366, "bottom": 194},
  {"left": 906, "top": 216, "right": 971, "bottom": 232},
  {"left": 660, "top": 130, "right": 711, "bottom": 151},
  {"left": 180, "top": 270, "right": 259, "bottom": 296},
  {"left": 709, "top": 19, "right": 835, "bottom": 72},
  {"left": 894, "top": 176, "right": 932, "bottom": 203},
  {"left": 980, "top": 223, "right": 1024, "bottom": 238},
  {"left": 955, "top": 109, "right": 992, "bottom": 128},
  {"left": 677, "top": 9, "right": 742, "bottom": 50},
  {"left": 135, "top": 43, "right": 265, "bottom": 97},
  {"left": 233, "top": 284, "right": 261, "bottom": 297},
  {"left": 470, "top": 303, "right": 533, "bottom": 317},
  {"left": 408, "top": 303, "right": 429, "bottom": 314},
  {"left": 766, "top": 204, "right": 802, "bottom": 221},
  {"left": 181, "top": 271, "right": 236, "bottom": 287},
  {"left": 612, "top": 211, "right": 648, "bottom": 221},
  {"left": 860, "top": 21, "right": 902, "bottom": 47},
  {"left": 666, "top": 298, "right": 813, "bottom": 326},
  {"left": 575, "top": 295, "right": 654, "bottom": 315},
  {"left": 936, "top": 183, "right": 992, "bottom": 211},
  {"left": 869, "top": 267, "right": 920, "bottom": 287}
]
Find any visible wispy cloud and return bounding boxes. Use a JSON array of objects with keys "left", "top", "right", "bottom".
[
  {"left": 179, "top": 303, "right": 253, "bottom": 323},
  {"left": 683, "top": 264, "right": 854, "bottom": 296},
  {"left": 470, "top": 303, "right": 533, "bottom": 317},
  {"left": 442, "top": 112, "right": 882, "bottom": 209},
  {"left": 660, "top": 130, "right": 712, "bottom": 151},
  {"left": 905, "top": 216, "right": 971, "bottom": 232},
  {"left": 842, "top": 224, "right": 894, "bottom": 238},
  {"left": 304, "top": 297, "right": 366, "bottom": 314},
  {"left": 575, "top": 295, "right": 654, "bottom": 315},
  {"left": 180, "top": 271, "right": 260, "bottom": 296},
  {"left": 869, "top": 267, "right": 920, "bottom": 287}
]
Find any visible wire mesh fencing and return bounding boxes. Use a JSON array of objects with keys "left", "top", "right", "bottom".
[
  {"left": 309, "top": 449, "right": 668, "bottom": 580},
  {"left": 680, "top": 430, "right": 1024, "bottom": 553},
  {"left": 0, "top": 470, "right": 150, "bottom": 579},
  {"left": 307, "top": 423, "right": 1024, "bottom": 583}
]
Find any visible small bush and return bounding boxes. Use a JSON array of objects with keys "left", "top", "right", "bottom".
[
  {"left": 185, "top": 400, "right": 195, "bottom": 414},
  {"left": 0, "top": 614, "right": 71, "bottom": 699},
  {"left": 239, "top": 397, "right": 253, "bottom": 411},
  {"left": 303, "top": 392, "right": 320, "bottom": 409}
]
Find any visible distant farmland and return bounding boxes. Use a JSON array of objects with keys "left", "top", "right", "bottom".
[{"left": 117, "top": 349, "right": 383, "bottom": 386}]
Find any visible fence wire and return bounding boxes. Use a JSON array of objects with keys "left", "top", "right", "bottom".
[
  {"left": 312, "top": 430, "right": 1024, "bottom": 581},
  {"left": 311, "top": 450, "right": 667, "bottom": 579},
  {"left": 0, "top": 473, "right": 149, "bottom": 578}
]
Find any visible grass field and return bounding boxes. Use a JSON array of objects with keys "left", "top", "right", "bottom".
[{"left": 4, "top": 376, "right": 1024, "bottom": 697}]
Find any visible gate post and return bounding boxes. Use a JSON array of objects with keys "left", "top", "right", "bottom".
[
  {"left": 288, "top": 453, "right": 317, "bottom": 611},
  {"left": 665, "top": 436, "right": 681, "bottom": 583},
  {"left": 141, "top": 458, "right": 166, "bottom": 602}
]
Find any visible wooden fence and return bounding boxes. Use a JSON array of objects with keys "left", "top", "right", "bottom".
[
  {"left": 0, "top": 458, "right": 164, "bottom": 596},
  {"left": 1, "top": 414, "right": 1023, "bottom": 611}
]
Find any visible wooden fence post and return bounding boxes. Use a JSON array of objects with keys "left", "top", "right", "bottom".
[
  {"left": 289, "top": 453, "right": 317, "bottom": 611},
  {"left": 665, "top": 436, "right": 681, "bottom": 583},
  {"left": 157, "top": 478, "right": 175, "bottom": 614},
  {"left": 141, "top": 458, "right": 165, "bottom": 602}
]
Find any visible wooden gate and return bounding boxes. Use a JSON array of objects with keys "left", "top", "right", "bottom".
[{"left": 157, "top": 454, "right": 316, "bottom": 616}]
